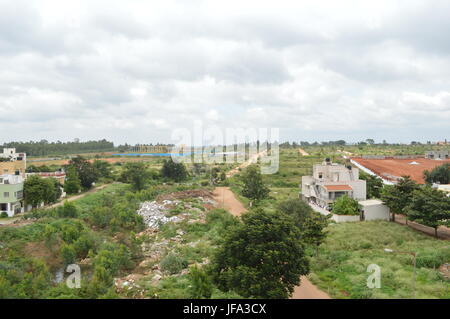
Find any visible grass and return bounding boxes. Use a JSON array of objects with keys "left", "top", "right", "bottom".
[{"left": 310, "top": 221, "right": 450, "bottom": 299}]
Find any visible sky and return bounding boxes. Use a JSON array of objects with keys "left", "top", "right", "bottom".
[{"left": 0, "top": 0, "right": 449, "bottom": 145}]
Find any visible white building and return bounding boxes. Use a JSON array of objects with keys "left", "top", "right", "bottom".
[
  {"left": 0, "top": 148, "right": 27, "bottom": 162},
  {"left": 0, "top": 174, "right": 24, "bottom": 217},
  {"left": 358, "top": 199, "right": 390, "bottom": 221},
  {"left": 301, "top": 158, "right": 367, "bottom": 209}
]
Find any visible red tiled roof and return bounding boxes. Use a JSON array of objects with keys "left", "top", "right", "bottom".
[
  {"left": 351, "top": 157, "right": 450, "bottom": 184},
  {"left": 323, "top": 184, "right": 353, "bottom": 191}
]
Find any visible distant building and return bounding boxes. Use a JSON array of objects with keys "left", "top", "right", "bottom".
[
  {"left": 26, "top": 171, "right": 66, "bottom": 185},
  {"left": 0, "top": 174, "right": 24, "bottom": 217},
  {"left": 425, "top": 150, "right": 449, "bottom": 160},
  {"left": 358, "top": 199, "right": 390, "bottom": 221},
  {"left": 0, "top": 148, "right": 27, "bottom": 177},
  {"left": 432, "top": 184, "right": 450, "bottom": 197},
  {"left": 301, "top": 158, "right": 367, "bottom": 209}
]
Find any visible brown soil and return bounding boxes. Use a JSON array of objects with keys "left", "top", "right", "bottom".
[
  {"left": 291, "top": 276, "right": 331, "bottom": 299},
  {"left": 212, "top": 187, "right": 247, "bottom": 217},
  {"left": 226, "top": 150, "right": 267, "bottom": 178},
  {"left": 298, "top": 148, "right": 310, "bottom": 156},
  {"left": 23, "top": 242, "right": 62, "bottom": 270},
  {"left": 351, "top": 157, "right": 450, "bottom": 184}
]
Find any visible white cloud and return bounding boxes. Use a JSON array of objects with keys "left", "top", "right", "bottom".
[{"left": 0, "top": 0, "right": 449, "bottom": 144}]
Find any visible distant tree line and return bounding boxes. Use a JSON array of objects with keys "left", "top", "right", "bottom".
[{"left": 1, "top": 139, "right": 115, "bottom": 156}]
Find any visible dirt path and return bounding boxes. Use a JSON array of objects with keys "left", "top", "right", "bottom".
[
  {"left": 226, "top": 150, "right": 267, "bottom": 178},
  {"left": 0, "top": 184, "right": 111, "bottom": 227},
  {"left": 212, "top": 187, "right": 247, "bottom": 217},
  {"left": 46, "top": 183, "right": 111, "bottom": 209},
  {"left": 212, "top": 185, "right": 331, "bottom": 299},
  {"left": 291, "top": 276, "right": 331, "bottom": 299},
  {"left": 298, "top": 148, "right": 309, "bottom": 156}
]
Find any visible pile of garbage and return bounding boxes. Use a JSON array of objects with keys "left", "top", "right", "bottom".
[{"left": 137, "top": 200, "right": 180, "bottom": 229}]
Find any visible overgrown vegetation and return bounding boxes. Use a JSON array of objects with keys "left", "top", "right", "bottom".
[{"left": 310, "top": 221, "right": 450, "bottom": 299}]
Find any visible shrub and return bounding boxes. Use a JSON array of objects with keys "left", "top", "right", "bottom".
[
  {"left": 332, "top": 195, "right": 360, "bottom": 215},
  {"left": 60, "top": 244, "right": 77, "bottom": 265},
  {"left": 57, "top": 201, "right": 78, "bottom": 218},
  {"left": 160, "top": 253, "right": 188, "bottom": 274},
  {"left": 188, "top": 266, "right": 213, "bottom": 298},
  {"left": 0, "top": 212, "right": 8, "bottom": 218}
]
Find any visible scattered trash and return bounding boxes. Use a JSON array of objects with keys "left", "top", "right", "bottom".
[{"left": 137, "top": 200, "right": 181, "bottom": 229}]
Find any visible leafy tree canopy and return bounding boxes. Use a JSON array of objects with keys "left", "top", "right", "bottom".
[
  {"left": 209, "top": 209, "right": 309, "bottom": 298},
  {"left": 240, "top": 165, "right": 269, "bottom": 202}
]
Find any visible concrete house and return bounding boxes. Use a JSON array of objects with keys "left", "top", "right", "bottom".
[
  {"left": 0, "top": 174, "right": 24, "bottom": 217},
  {"left": 425, "top": 150, "right": 449, "bottom": 160},
  {"left": 301, "top": 158, "right": 366, "bottom": 209},
  {"left": 0, "top": 148, "right": 27, "bottom": 177}
]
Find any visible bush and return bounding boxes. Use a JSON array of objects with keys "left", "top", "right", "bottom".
[
  {"left": 332, "top": 195, "right": 360, "bottom": 215},
  {"left": 0, "top": 212, "right": 8, "bottom": 218},
  {"left": 60, "top": 244, "right": 77, "bottom": 265},
  {"left": 160, "top": 253, "right": 188, "bottom": 274},
  {"left": 188, "top": 266, "right": 213, "bottom": 298},
  {"left": 57, "top": 201, "right": 78, "bottom": 218}
]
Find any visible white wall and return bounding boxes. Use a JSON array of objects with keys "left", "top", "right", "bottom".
[
  {"left": 362, "top": 204, "right": 390, "bottom": 221},
  {"left": 331, "top": 214, "right": 360, "bottom": 223}
]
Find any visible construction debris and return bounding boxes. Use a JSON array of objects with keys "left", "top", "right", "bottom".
[{"left": 137, "top": 200, "right": 181, "bottom": 229}]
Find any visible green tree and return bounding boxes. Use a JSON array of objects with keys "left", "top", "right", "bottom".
[
  {"left": 24, "top": 175, "right": 49, "bottom": 208},
  {"left": 240, "top": 165, "right": 269, "bottom": 203},
  {"left": 424, "top": 163, "right": 450, "bottom": 185},
  {"left": 332, "top": 195, "right": 360, "bottom": 215},
  {"left": 406, "top": 186, "right": 450, "bottom": 238},
  {"left": 120, "top": 162, "right": 151, "bottom": 191},
  {"left": 188, "top": 266, "right": 213, "bottom": 299},
  {"left": 64, "top": 166, "right": 81, "bottom": 194},
  {"left": 160, "top": 158, "right": 188, "bottom": 182},
  {"left": 381, "top": 176, "right": 419, "bottom": 221},
  {"left": 93, "top": 160, "right": 112, "bottom": 180},
  {"left": 359, "top": 171, "right": 384, "bottom": 198},
  {"left": 67, "top": 156, "right": 97, "bottom": 189},
  {"left": 278, "top": 199, "right": 329, "bottom": 249},
  {"left": 209, "top": 209, "right": 309, "bottom": 298}
]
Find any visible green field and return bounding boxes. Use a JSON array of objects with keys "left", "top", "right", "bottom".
[{"left": 309, "top": 221, "right": 450, "bottom": 299}]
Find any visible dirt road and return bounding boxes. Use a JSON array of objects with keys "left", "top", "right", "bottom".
[
  {"left": 226, "top": 150, "right": 267, "bottom": 178},
  {"left": 212, "top": 185, "right": 331, "bottom": 299},
  {"left": 0, "top": 184, "right": 111, "bottom": 227},
  {"left": 298, "top": 148, "right": 309, "bottom": 156},
  {"left": 46, "top": 183, "right": 111, "bottom": 209},
  {"left": 291, "top": 276, "right": 331, "bottom": 299},
  {"left": 212, "top": 187, "right": 247, "bottom": 217}
]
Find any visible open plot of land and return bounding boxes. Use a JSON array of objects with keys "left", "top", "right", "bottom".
[
  {"left": 310, "top": 221, "right": 450, "bottom": 299},
  {"left": 351, "top": 157, "right": 450, "bottom": 183}
]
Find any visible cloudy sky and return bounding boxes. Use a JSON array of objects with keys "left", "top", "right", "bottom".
[{"left": 1, "top": 0, "right": 449, "bottom": 145}]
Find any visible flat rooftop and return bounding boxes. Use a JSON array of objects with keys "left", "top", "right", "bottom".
[{"left": 351, "top": 157, "right": 450, "bottom": 184}]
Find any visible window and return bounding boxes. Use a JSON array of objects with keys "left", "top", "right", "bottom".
[
  {"left": 4, "top": 192, "right": 9, "bottom": 198},
  {"left": 318, "top": 172, "right": 323, "bottom": 179}
]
